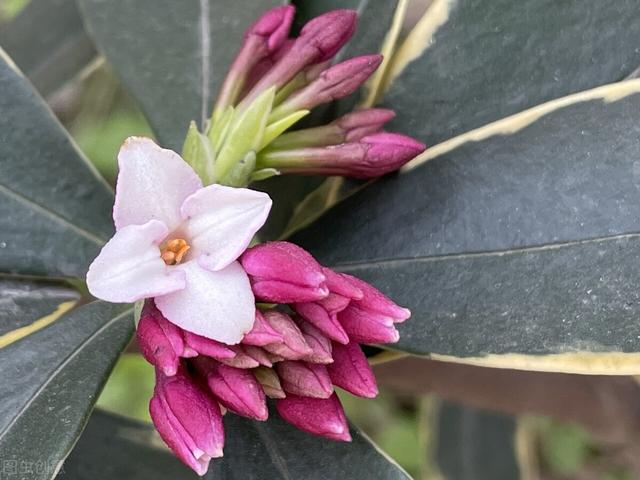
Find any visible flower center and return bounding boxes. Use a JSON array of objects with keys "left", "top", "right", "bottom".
[{"left": 161, "top": 238, "right": 190, "bottom": 265}]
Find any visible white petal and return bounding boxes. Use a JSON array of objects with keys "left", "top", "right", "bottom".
[
  {"left": 180, "top": 185, "right": 272, "bottom": 271},
  {"left": 154, "top": 260, "right": 255, "bottom": 344},
  {"left": 86, "top": 220, "right": 185, "bottom": 303},
  {"left": 114, "top": 137, "right": 202, "bottom": 231}
]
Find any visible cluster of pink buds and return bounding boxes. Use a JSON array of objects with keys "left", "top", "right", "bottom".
[
  {"left": 183, "top": 5, "right": 425, "bottom": 187},
  {"left": 138, "top": 241, "right": 409, "bottom": 474}
]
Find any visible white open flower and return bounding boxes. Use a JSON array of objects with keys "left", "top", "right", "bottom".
[{"left": 86, "top": 137, "right": 272, "bottom": 344}]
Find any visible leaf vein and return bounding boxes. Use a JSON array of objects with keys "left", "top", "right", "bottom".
[
  {"left": 0, "top": 183, "right": 107, "bottom": 246},
  {"left": 332, "top": 232, "right": 640, "bottom": 270}
]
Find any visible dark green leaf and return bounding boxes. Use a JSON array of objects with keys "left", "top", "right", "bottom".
[
  {"left": 60, "top": 409, "right": 198, "bottom": 479},
  {"left": 0, "top": 52, "right": 114, "bottom": 278},
  {"left": 0, "top": 296, "right": 133, "bottom": 480},
  {"left": 0, "top": 0, "right": 96, "bottom": 95},
  {"left": 0, "top": 277, "right": 80, "bottom": 335},
  {"left": 77, "top": 0, "right": 284, "bottom": 151},
  {"left": 212, "top": 405, "right": 411, "bottom": 479},
  {"left": 383, "top": 0, "right": 640, "bottom": 145},
  {"left": 62, "top": 407, "right": 411, "bottom": 479},
  {"left": 436, "top": 402, "right": 520, "bottom": 480},
  {"left": 292, "top": 82, "right": 640, "bottom": 367}
]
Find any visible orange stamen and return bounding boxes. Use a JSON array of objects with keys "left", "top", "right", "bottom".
[{"left": 161, "top": 238, "right": 190, "bottom": 265}]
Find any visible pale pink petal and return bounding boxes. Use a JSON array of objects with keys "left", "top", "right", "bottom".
[
  {"left": 114, "top": 137, "right": 202, "bottom": 231},
  {"left": 155, "top": 260, "right": 255, "bottom": 344},
  {"left": 87, "top": 220, "right": 185, "bottom": 303},
  {"left": 180, "top": 185, "right": 272, "bottom": 271}
]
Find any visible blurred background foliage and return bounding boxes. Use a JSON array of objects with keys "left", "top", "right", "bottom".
[{"left": 0, "top": 0, "right": 634, "bottom": 478}]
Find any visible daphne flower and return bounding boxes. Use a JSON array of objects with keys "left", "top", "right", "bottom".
[{"left": 86, "top": 136, "right": 272, "bottom": 344}]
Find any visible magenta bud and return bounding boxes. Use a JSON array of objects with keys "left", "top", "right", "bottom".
[
  {"left": 315, "top": 293, "right": 351, "bottom": 315},
  {"left": 183, "top": 330, "right": 237, "bottom": 359},
  {"left": 293, "top": 302, "right": 350, "bottom": 345},
  {"left": 268, "top": 108, "right": 395, "bottom": 150},
  {"left": 149, "top": 368, "right": 224, "bottom": 475},
  {"left": 322, "top": 268, "right": 363, "bottom": 300},
  {"left": 276, "top": 393, "right": 351, "bottom": 442},
  {"left": 137, "top": 301, "right": 185, "bottom": 376},
  {"left": 298, "top": 9, "right": 357, "bottom": 62},
  {"left": 242, "top": 310, "right": 285, "bottom": 346},
  {"left": 242, "top": 344, "right": 274, "bottom": 367},
  {"left": 218, "top": 345, "right": 261, "bottom": 369},
  {"left": 254, "top": 366, "right": 287, "bottom": 399},
  {"left": 337, "top": 304, "right": 400, "bottom": 344},
  {"left": 201, "top": 361, "right": 268, "bottom": 421},
  {"left": 360, "top": 132, "right": 426, "bottom": 173},
  {"left": 327, "top": 341, "right": 378, "bottom": 398},
  {"left": 239, "top": 9, "right": 357, "bottom": 108},
  {"left": 246, "top": 5, "right": 295, "bottom": 52},
  {"left": 342, "top": 273, "right": 411, "bottom": 323},
  {"left": 214, "top": 5, "right": 295, "bottom": 113},
  {"left": 241, "top": 241, "right": 329, "bottom": 303},
  {"left": 257, "top": 132, "right": 425, "bottom": 178},
  {"left": 298, "top": 320, "right": 333, "bottom": 364},
  {"left": 270, "top": 55, "right": 383, "bottom": 121},
  {"left": 262, "top": 310, "right": 314, "bottom": 360},
  {"left": 337, "top": 109, "right": 396, "bottom": 142},
  {"left": 276, "top": 361, "right": 334, "bottom": 398}
]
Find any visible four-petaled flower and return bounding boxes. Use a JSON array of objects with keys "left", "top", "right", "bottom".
[{"left": 86, "top": 137, "right": 272, "bottom": 344}]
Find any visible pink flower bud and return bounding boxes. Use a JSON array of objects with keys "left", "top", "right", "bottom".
[
  {"left": 196, "top": 359, "right": 268, "bottom": 421},
  {"left": 240, "top": 9, "right": 357, "bottom": 108},
  {"left": 245, "top": 5, "right": 295, "bottom": 52},
  {"left": 254, "top": 366, "right": 286, "bottom": 399},
  {"left": 214, "top": 5, "right": 295, "bottom": 113},
  {"left": 293, "top": 301, "right": 349, "bottom": 345},
  {"left": 315, "top": 293, "right": 351, "bottom": 315},
  {"left": 322, "top": 267, "right": 363, "bottom": 300},
  {"left": 337, "top": 304, "right": 400, "bottom": 344},
  {"left": 257, "top": 132, "right": 425, "bottom": 179},
  {"left": 218, "top": 345, "right": 261, "bottom": 369},
  {"left": 242, "top": 310, "right": 284, "bottom": 346},
  {"left": 137, "top": 301, "right": 186, "bottom": 376},
  {"left": 358, "top": 132, "right": 426, "bottom": 175},
  {"left": 241, "top": 241, "right": 329, "bottom": 303},
  {"left": 298, "top": 320, "right": 333, "bottom": 364},
  {"left": 242, "top": 344, "right": 274, "bottom": 367},
  {"left": 183, "top": 330, "right": 237, "bottom": 360},
  {"left": 149, "top": 368, "right": 224, "bottom": 475},
  {"left": 327, "top": 341, "right": 378, "bottom": 398},
  {"left": 299, "top": 9, "right": 357, "bottom": 61},
  {"left": 267, "top": 108, "right": 396, "bottom": 150},
  {"left": 342, "top": 273, "right": 411, "bottom": 323},
  {"left": 276, "top": 361, "right": 334, "bottom": 398},
  {"left": 336, "top": 109, "right": 397, "bottom": 142},
  {"left": 262, "top": 310, "right": 314, "bottom": 360},
  {"left": 270, "top": 55, "right": 383, "bottom": 122},
  {"left": 276, "top": 393, "right": 351, "bottom": 441}
]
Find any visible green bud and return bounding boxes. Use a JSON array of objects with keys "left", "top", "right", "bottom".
[
  {"left": 219, "top": 151, "right": 256, "bottom": 187},
  {"left": 182, "top": 121, "right": 214, "bottom": 183},
  {"left": 207, "top": 105, "right": 234, "bottom": 155},
  {"left": 250, "top": 168, "right": 281, "bottom": 182},
  {"left": 215, "top": 86, "right": 276, "bottom": 184},
  {"left": 259, "top": 110, "right": 309, "bottom": 150}
]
